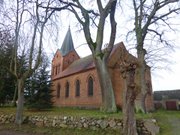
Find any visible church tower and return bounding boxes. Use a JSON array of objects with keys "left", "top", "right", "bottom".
[{"left": 51, "top": 28, "right": 80, "bottom": 77}]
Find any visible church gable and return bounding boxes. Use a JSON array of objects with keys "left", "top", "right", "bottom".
[
  {"left": 52, "top": 50, "right": 62, "bottom": 76},
  {"left": 61, "top": 51, "right": 80, "bottom": 71},
  {"left": 51, "top": 28, "right": 80, "bottom": 77},
  {"left": 108, "top": 42, "right": 137, "bottom": 68}
]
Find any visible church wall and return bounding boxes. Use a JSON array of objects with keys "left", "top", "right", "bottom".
[
  {"left": 52, "top": 68, "right": 102, "bottom": 108},
  {"left": 62, "top": 51, "right": 80, "bottom": 71},
  {"left": 51, "top": 51, "right": 63, "bottom": 76},
  {"left": 51, "top": 41, "right": 154, "bottom": 111},
  {"left": 110, "top": 68, "right": 124, "bottom": 109},
  {"left": 51, "top": 62, "right": 153, "bottom": 111},
  {"left": 109, "top": 62, "right": 154, "bottom": 111}
]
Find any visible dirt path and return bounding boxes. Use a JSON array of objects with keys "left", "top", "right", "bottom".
[{"left": 168, "top": 117, "right": 180, "bottom": 135}]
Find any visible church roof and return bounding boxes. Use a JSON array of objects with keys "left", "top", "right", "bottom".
[
  {"left": 57, "top": 55, "right": 94, "bottom": 79},
  {"left": 60, "top": 27, "right": 75, "bottom": 56},
  {"left": 52, "top": 42, "right": 129, "bottom": 80}
]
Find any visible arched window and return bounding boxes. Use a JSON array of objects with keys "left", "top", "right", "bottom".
[
  {"left": 57, "top": 84, "right": 60, "bottom": 98},
  {"left": 52, "top": 66, "right": 54, "bottom": 75},
  {"left": 65, "top": 82, "right": 69, "bottom": 98},
  {"left": 52, "top": 66, "right": 55, "bottom": 75},
  {"left": 88, "top": 76, "right": 93, "bottom": 96},
  {"left": 55, "top": 66, "right": 57, "bottom": 75},
  {"left": 75, "top": 80, "right": 80, "bottom": 97}
]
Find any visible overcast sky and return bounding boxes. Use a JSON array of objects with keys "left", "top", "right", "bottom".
[{"left": 151, "top": 40, "right": 180, "bottom": 91}]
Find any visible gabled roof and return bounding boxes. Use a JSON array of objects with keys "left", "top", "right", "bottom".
[
  {"left": 53, "top": 55, "right": 94, "bottom": 80},
  {"left": 154, "top": 90, "right": 180, "bottom": 101},
  {"left": 52, "top": 42, "right": 129, "bottom": 80},
  {"left": 60, "top": 27, "right": 75, "bottom": 56}
]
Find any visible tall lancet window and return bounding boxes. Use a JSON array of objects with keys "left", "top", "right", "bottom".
[
  {"left": 65, "top": 82, "right": 69, "bottom": 98},
  {"left": 88, "top": 76, "right": 93, "bottom": 96},
  {"left": 57, "top": 84, "right": 60, "bottom": 98},
  {"left": 75, "top": 80, "right": 80, "bottom": 97}
]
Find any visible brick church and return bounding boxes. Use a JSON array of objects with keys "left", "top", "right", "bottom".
[{"left": 51, "top": 28, "right": 154, "bottom": 111}]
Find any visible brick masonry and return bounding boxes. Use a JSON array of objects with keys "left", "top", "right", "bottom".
[{"left": 51, "top": 42, "right": 154, "bottom": 111}]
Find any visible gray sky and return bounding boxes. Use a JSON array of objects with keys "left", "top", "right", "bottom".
[{"left": 152, "top": 40, "right": 180, "bottom": 91}]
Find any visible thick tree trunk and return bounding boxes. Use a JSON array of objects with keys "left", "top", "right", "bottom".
[
  {"left": 135, "top": 49, "right": 147, "bottom": 113},
  {"left": 122, "top": 65, "right": 137, "bottom": 135},
  {"left": 94, "top": 57, "right": 117, "bottom": 112},
  {"left": 15, "top": 78, "right": 25, "bottom": 125}
]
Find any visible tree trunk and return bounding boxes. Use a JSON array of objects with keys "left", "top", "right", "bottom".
[
  {"left": 15, "top": 78, "right": 25, "bottom": 125},
  {"left": 94, "top": 57, "right": 117, "bottom": 112},
  {"left": 122, "top": 65, "right": 137, "bottom": 135},
  {"left": 140, "top": 62, "right": 147, "bottom": 113},
  {"left": 12, "top": 82, "right": 18, "bottom": 106},
  {"left": 135, "top": 48, "right": 147, "bottom": 113}
]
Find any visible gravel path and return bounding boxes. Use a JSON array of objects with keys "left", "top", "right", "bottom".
[{"left": 168, "top": 117, "right": 180, "bottom": 135}]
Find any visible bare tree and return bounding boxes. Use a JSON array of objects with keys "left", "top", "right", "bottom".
[
  {"left": 46, "top": 0, "right": 118, "bottom": 112},
  {"left": 0, "top": 0, "right": 56, "bottom": 124},
  {"left": 127, "top": 0, "right": 180, "bottom": 113}
]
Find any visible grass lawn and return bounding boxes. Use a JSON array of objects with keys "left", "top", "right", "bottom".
[
  {"left": 0, "top": 106, "right": 122, "bottom": 118},
  {"left": 152, "top": 110, "right": 180, "bottom": 135},
  {"left": 0, "top": 107, "right": 180, "bottom": 135},
  {"left": 0, "top": 106, "right": 153, "bottom": 119}
]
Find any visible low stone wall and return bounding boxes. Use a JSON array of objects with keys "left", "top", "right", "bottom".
[{"left": 0, "top": 114, "right": 159, "bottom": 135}]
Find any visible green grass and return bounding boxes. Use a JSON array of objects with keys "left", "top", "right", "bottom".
[
  {"left": 152, "top": 110, "right": 180, "bottom": 135},
  {"left": 0, "top": 106, "right": 122, "bottom": 118},
  {"left": 0, "top": 106, "right": 152, "bottom": 119},
  {"left": 0, "top": 107, "right": 180, "bottom": 135}
]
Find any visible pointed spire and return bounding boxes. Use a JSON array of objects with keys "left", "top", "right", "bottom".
[{"left": 60, "top": 27, "right": 75, "bottom": 56}]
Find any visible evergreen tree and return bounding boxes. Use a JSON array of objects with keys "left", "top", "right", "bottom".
[
  {"left": 0, "top": 70, "right": 16, "bottom": 105},
  {"left": 26, "top": 59, "right": 54, "bottom": 110},
  {"left": 0, "top": 30, "right": 16, "bottom": 105}
]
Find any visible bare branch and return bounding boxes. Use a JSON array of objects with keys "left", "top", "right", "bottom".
[
  {"left": 69, "top": 6, "right": 84, "bottom": 25},
  {"left": 97, "top": 0, "right": 103, "bottom": 13},
  {"left": 159, "top": 0, "right": 179, "bottom": 9},
  {"left": 147, "top": 28, "right": 163, "bottom": 42},
  {"left": 150, "top": 7, "right": 180, "bottom": 24},
  {"left": 104, "top": 0, "right": 117, "bottom": 61},
  {"left": 142, "top": 0, "right": 159, "bottom": 40},
  {"left": 28, "top": 0, "right": 39, "bottom": 71}
]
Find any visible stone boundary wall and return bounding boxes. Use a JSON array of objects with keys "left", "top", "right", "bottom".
[{"left": 0, "top": 114, "right": 159, "bottom": 135}]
